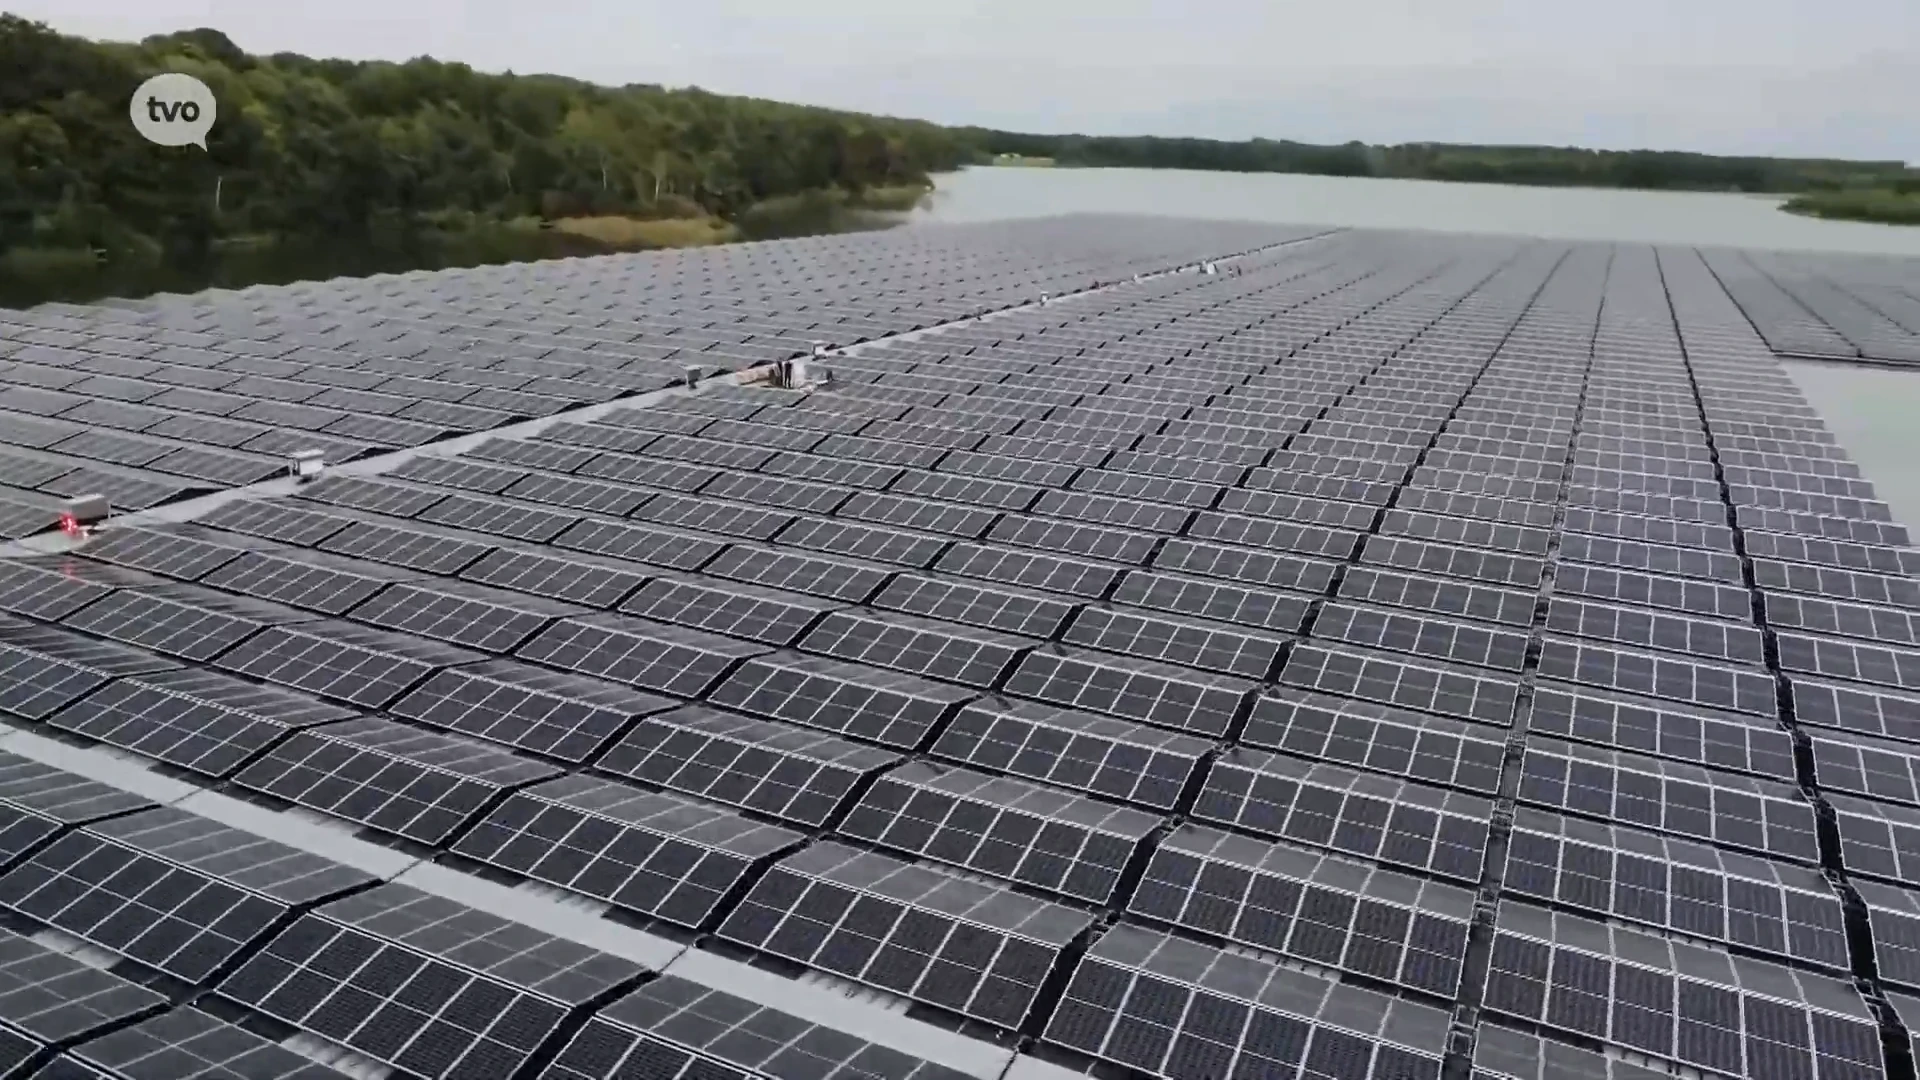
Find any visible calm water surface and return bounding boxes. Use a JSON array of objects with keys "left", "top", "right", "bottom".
[
  {"left": 916, "top": 167, "right": 1920, "bottom": 254},
  {"left": 916, "top": 168, "right": 1920, "bottom": 529}
]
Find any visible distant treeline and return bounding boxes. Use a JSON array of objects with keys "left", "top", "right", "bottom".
[
  {"left": 964, "top": 130, "right": 1916, "bottom": 194},
  {"left": 4, "top": 12, "right": 1916, "bottom": 269}
]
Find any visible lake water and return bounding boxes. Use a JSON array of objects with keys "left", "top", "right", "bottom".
[
  {"left": 914, "top": 166, "right": 1920, "bottom": 255},
  {"left": 914, "top": 167, "right": 1920, "bottom": 529}
]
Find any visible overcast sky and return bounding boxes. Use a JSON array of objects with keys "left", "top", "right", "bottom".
[{"left": 18, "top": 0, "right": 1919, "bottom": 160}]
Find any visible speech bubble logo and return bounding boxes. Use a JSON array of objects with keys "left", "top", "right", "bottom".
[{"left": 130, "top": 72, "right": 217, "bottom": 150}]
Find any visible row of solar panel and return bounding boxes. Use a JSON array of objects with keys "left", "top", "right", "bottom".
[{"left": 0, "top": 754, "right": 1894, "bottom": 1080}]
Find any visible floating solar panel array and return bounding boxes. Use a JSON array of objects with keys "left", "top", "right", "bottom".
[
  {"left": 1704, "top": 248, "right": 1920, "bottom": 365},
  {"left": 0, "top": 216, "right": 1326, "bottom": 538},
  {"left": 3, "top": 219, "right": 1920, "bottom": 1079}
]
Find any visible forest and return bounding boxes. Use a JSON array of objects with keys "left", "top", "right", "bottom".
[
  {"left": 5, "top": 12, "right": 1918, "bottom": 277},
  {"left": 972, "top": 131, "right": 1914, "bottom": 194}
]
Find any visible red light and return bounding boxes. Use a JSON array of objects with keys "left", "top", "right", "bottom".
[{"left": 59, "top": 515, "right": 82, "bottom": 537}]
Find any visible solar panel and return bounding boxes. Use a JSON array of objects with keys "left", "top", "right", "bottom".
[
  {"left": 293, "top": 474, "right": 447, "bottom": 517},
  {"left": 1313, "top": 601, "right": 1530, "bottom": 674},
  {"left": 1545, "top": 596, "right": 1767, "bottom": 666},
  {"left": 1337, "top": 564, "right": 1536, "bottom": 627},
  {"left": 1471, "top": 1022, "right": 1671, "bottom": 1080},
  {"left": 1063, "top": 604, "right": 1288, "bottom": 679},
  {"left": 0, "top": 807, "right": 374, "bottom": 981},
  {"left": 631, "top": 490, "right": 794, "bottom": 541},
  {"left": 1518, "top": 737, "right": 1818, "bottom": 861},
  {"left": 1755, "top": 557, "right": 1920, "bottom": 608},
  {"left": 1526, "top": 680, "right": 1797, "bottom": 779},
  {"left": 1535, "top": 636, "right": 1779, "bottom": 717},
  {"left": 705, "top": 543, "right": 892, "bottom": 604},
  {"left": 546, "top": 975, "right": 977, "bottom": 1080},
  {"left": 1278, "top": 642, "right": 1520, "bottom": 727},
  {"left": 194, "top": 498, "right": 359, "bottom": 547},
  {"left": 1505, "top": 805, "right": 1849, "bottom": 969},
  {"left": 801, "top": 608, "right": 1034, "bottom": 689},
  {"left": 63, "top": 1006, "right": 352, "bottom": 1080},
  {"left": 0, "top": 557, "right": 158, "bottom": 621},
  {"left": 0, "top": 753, "right": 155, "bottom": 871},
  {"left": 0, "top": 618, "right": 181, "bottom": 720},
  {"left": 1074, "top": 466, "right": 1223, "bottom": 507},
  {"left": 349, "top": 577, "right": 588, "bottom": 653},
  {"left": 218, "top": 883, "right": 643, "bottom": 1079},
  {"left": 1740, "top": 505, "right": 1908, "bottom": 548},
  {"left": 515, "top": 612, "right": 770, "bottom": 697},
  {"left": 617, "top": 571, "right": 843, "bottom": 647},
  {"left": 718, "top": 841, "right": 1090, "bottom": 1028},
  {"left": 457, "top": 545, "right": 651, "bottom": 607},
  {"left": 598, "top": 705, "right": 897, "bottom": 826},
  {"left": 416, "top": 490, "right": 580, "bottom": 542},
  {"left": 1551, "top": 557, "right": 1758, "bottom": 618},
  {"left": 452, "top": 773, "right": 800, "bottom": 926},
  {"left": 780, "top": 516, "right": 948, "bottom": 568},
  {"left": 929, "top": 697, "right": 1208, "bottom": 809},
  {"left": 234, "top": 716, "right": 560, "bottom": 842},
  {"left": 316, "top": 516, "right": 499, "bottom": 576},
  {"left": 1778, "top": 631, "right": 1920, "bottom": 693},
  {"left": 841, "top": 761, "right": 1157, "bottom": 903},
  {"left": 1195, "top": 751, "right": 1492, "bottom": 881},
  {"left": 1006, "top": 643, "right": 1253, "bottom": 736},
  {"left": 0, "top": 930, "right": 165, "bottom": 1046},
  {"left": 199, "top": 546, "right": 422, "bottom": 616},
  {"left": 1745, "top": 529, "right": 1920, "bottom": 577},
  {"left": 1107, "top": 572, "right": 1307, "bottom": 639},
  {"left": 213, "top": 618, "right": 481, "bottom": 708},
  {"left": 389, "top": 658, "right": 672, "bottom": 762},
  {"left": 1562, "top": 508, "right": 1736, "bottom": 553},
  {"left": 707, "top": 651, "right": 975, "bottom": 749},
  {"left": 1360, "top": 535, "right": 1544, "bottom": 588},
  {"left": 58, "top": 581, "right": 314, "bottom": 662},
  {"left": 1044, "top": 922, "right": 1450, "bottom": 1080},
  {"left": 552, "top": 518, "right": 727, "bottom": 570},
  {"left": 1243, "top": 687, "right": 1507, "bottom": 794},
  {"left": 49, "top": 667, "right": 353, "bottom": 777},
  {"left": 1131, "top": 824, "right": 1476, "bottom": 996},
  {"left": 1810, "top": 730, "right": 1920, "bottom": 809},
  {"left": 20, "top": 219, "right": 1920, "bottom": 1077},
  {"left": 935, "top": 541, "right": 1121, "bottom": 598},
  {"left": 1483, "top": 902, "right": 1880, "bottom": 1079}
]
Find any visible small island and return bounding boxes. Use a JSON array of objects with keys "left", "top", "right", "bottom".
[{"left": 1781, "top": 183, "right": 1920, "bottom": 226}]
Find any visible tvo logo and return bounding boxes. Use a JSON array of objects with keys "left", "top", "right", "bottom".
[{"left": 130, "top": 72, "right": 217, "bottom": 149}]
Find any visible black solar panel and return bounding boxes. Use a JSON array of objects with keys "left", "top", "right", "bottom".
[
  {"left": 718, "top": 842, "right": 1090, "bottom": 1028},
  {"left": 453, "top": 773, "right": 801, "bottom": 926},
  {"left": 234, "top": 717, "right": 560, "bottom": 842},
  {"left": 0, "top": 807, "right": 374, "bottom": 981},
  {"left": 49, "top": 667, "right": 354, "bottom": 777},
  {"left": 63, "top": 1006, "right": 353, "bottom": 1080},
  {"left": 0, "top": 930, "right": 165, "bottom": 1046},
  {"left": 1130, "top": 824, "right": 1475, "bottom": 996},
  {"left": 599, "top": 705, "right": 898, "bottom": 826},
  {"left": 547, "top": 974, "right": 976, "bottom": 1080},
  {"left": 0, "top": 617, "right": 181, "bottom": 720},
  {"left": 1505, "top": 806, "right": 1849, "bottom": 969},
  {"left": 1045, "top": 923, "right": 1450, "bottom": 1080},
  {"left": 1482, "top": 903, "right": 1879, "bottom": 1080},
  {"left": 217, "top": 884, "right": 643, "bottom": 1079}
]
